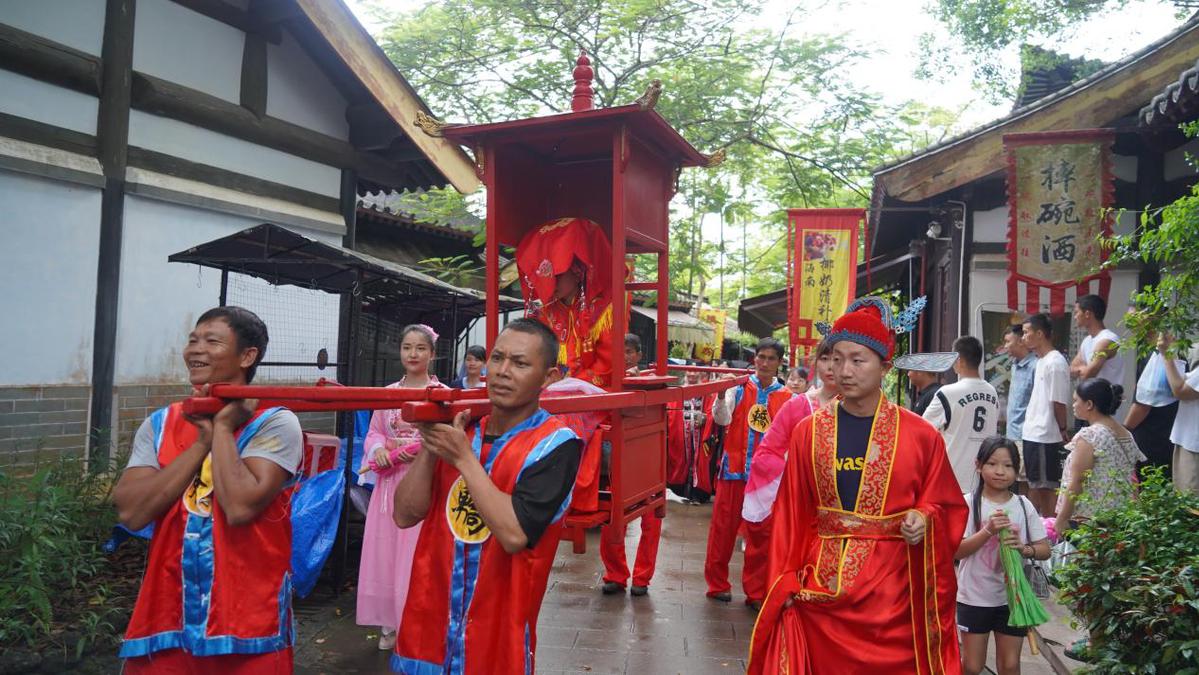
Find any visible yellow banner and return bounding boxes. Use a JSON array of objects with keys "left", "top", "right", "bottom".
[
  {"left": 798, "top": 229, "right": 854, "bottom": 330},
  {"left": 694, "top": 308, "right": 727, "bottom": 362}
]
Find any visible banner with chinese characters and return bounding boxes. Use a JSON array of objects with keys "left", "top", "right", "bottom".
[
  {"left": 693, "top": 308, "right": 727, "bottom": 362},
  {"left": 1004, "top": 130, "right": 1113, "bottom": 315},
  {"left": 787, "top": 209, "right": 861, "bottom": 361}
]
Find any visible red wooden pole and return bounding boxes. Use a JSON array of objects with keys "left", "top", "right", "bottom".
[{"left": 571, "top": 51, "right": 594, "bottom": 113}]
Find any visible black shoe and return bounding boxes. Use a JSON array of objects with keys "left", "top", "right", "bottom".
[
  {"left": 630, "top": 585, "right": 648, "bottom": 596},
  {"left": 601, "top": 581, "right": 625, "bottom": 595},
  {"left": 746, "top": 599, "right": 762, "bottom": 612},
  {"left": 707, "top": 591, "right": 732, "bottom": 602}
]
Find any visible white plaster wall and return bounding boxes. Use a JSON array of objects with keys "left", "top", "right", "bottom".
[
  {"left": 0, "top": 70, "right": 99, "bottom": 135},
  {"left": 0, "top": 0, "right": 105, "bottom": 55},
  {"left": 132, "top": 0, "right": 243, "bottom": 103},
  {"left": 127, "top": 111, "right": 341, "bottom": 197},
  {"left": 973, "top": 205, "right": 1007, "bottom": 243},
  {"left": 266, "top": 30, "right": 350, "bottom": 140},
  {"left": 0, "top": 170, "right": 101, "bottom": 385},
  {"left": 115, "top": 195, "right": 341, "bottom": 384},
  {"left": 1164, "top": 138, "right": 1199, "bottom": 181}
]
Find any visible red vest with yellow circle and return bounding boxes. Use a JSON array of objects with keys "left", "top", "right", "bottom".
[
  {"left": 119, "top": 403, "right": 294, "bottom": 659},
  {"left": 392, "top": 410, "right": 578, "bottom": 675}
]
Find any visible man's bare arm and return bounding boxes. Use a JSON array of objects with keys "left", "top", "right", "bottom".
[
  {"left": 208, "top": 414, "right": 291, "bottom": 527},
  {"left": 113, "top": 439, "right": 209, "bottom": 531},
  {"left": 394, "top": 450, "right": 437, "bottom": 528}
]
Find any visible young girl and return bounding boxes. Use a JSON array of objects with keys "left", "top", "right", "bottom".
[
  {"left": 805, "top": 341, "right": 839, "bottom": 409},
  {"left": 956, "top": 436, "right": 1051, "bottom": 675},
  {"left": 356, "top": 324, "right": 445, "bottom": 650},
  {"left": 450, "top": 344, "right": 486, "bottom": 389}
]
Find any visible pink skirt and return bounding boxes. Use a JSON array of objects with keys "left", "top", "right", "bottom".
[{"left": 355, "top": 464, "right": 422, "bottom": 629}]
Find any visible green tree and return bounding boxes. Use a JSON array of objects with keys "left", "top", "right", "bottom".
[
  {"left": 920, "top": 0, "right": 1186, "bottom": 100},
  {"left": 365, "top": 0, "right": 959, "bottom": 310}
]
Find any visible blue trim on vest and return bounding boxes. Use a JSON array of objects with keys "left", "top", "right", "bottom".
[
  {"left": 720, "top": 376, "right": 785, "bottom": 481},
  {"left": 120, "top": 406, "right": 292, "bottom": 660},
  {"left": 432, "top": 410, "right": 554, "bottom": 675},
  {"left": 524, "top": 624, "right": 532, "bottom": 675},
  {"left": 149, "top": 407, "right": 168, "bottom": 454},
  {"left": 390, "top": 654, "right": 443, "bottom": 674}
]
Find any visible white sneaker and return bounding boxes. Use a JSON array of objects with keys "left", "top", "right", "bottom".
[{"left": 377, "top": 629, "right": 397, "bottom": 650}]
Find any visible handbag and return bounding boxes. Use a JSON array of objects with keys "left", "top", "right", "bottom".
[{"left": 1015, "top": 495, "right": 1052, "bottom": 598}]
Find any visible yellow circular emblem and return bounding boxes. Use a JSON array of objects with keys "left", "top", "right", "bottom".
[
  {"left": 747, "top": 403, "right": 771, "bottom": 433},
  {"left": 445, "top": 476, "right": 491, "bottom": 544}
]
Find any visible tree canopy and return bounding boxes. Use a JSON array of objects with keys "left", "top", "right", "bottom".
[{"left": 367, "top": 0, "right": 959, "bottom": 307}]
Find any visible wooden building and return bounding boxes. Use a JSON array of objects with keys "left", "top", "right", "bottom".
[{"left": 0, "top": 0, "right": 477, "bottom": 465}]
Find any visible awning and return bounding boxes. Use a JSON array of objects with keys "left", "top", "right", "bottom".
[
  {"left": 629, "top": 305, "right": 715, "bottom": 344},
  {"left": 168, "top": 223, "right": 521, "bottom": 322}
]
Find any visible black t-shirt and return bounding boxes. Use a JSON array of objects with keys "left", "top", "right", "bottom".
[
  {"left": 481, "top": 434, "right": 582, "bottom": 548},
  {"left": 834, "top": 406, "right": 874, "bottom": 511},
  {"left": 913, "top": 384, "right": 941, "bottom": 417}
]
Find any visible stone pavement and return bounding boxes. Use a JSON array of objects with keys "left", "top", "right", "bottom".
[{"left": 293, "top": 499, "right": 1084, "bottom": 674}]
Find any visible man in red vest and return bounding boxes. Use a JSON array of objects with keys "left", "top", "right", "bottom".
[
  {"left": 392, "top": 318, "right": 582, "bottom": 674},
  {"left": 705, "top": 337, "right": 794, "bottom": 608},
  {"left": 598, "top": 333, "right": 663, "bottom": 596},
  {"left": 114, "top": 306, "right": 303, "bottom": 674}
]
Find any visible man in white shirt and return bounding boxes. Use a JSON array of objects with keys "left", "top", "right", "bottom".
[
  {"left": 1159, "top": 334, "right": 1199, "bottom": 495},
  {"left": 923, "top": 336, "right": 1000, "bottom": 494},
  {"left": 1070, "top": 294, "right": 1125, "bottom": 386},
  {"left": 1021, "top": 313, "right": 1072, "bottom": 516}
]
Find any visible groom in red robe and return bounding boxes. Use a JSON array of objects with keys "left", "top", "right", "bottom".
[{"left": 748, "top": 297, "right": 967, "bottom": 675}]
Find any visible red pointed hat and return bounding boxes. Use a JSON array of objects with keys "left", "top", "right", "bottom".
[
  {"left": 816, "top": 296, "right": 926, "bottom": 361},
  {"left": 515, "top": 217, "right": 612, "bottom": 307}
]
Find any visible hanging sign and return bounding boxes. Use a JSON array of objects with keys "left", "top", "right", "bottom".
[
  {"left": 694, "top": 308, "right": 727, "bottom": 362},
  {"left": 1004, "top": 130, "right": 1113, "bottom": 315},
  {"left": 787, "top": 209, "right": 862, "bottom": 359}
]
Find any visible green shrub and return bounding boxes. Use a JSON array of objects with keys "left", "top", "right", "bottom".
[
  {"left": 1054, "top": 468, "right": 1199, "bottom": 673},
  {"left": 0, "top": 454, "right": 137, "bottom": 660}
]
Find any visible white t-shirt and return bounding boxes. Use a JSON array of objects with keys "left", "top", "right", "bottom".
[
  {"left": 922, "top": 377, "right": 1000, "bottom": 493},
  {"left": 1023, "top": 350, "right": 1071, "bottom": 443},
  {"left": 1169, "top": 366, "right": 1199, "bottom": 452},
  {"left": 1080, "top": 328, "right": 1125, "bottom": 386},
  {"left": 957, "top": 492, "right": 1048, "bottom": 607}
]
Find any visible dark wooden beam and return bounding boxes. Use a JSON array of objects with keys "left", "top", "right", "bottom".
[
  {"left": 0, "top": 22, "right": 102, "bottom": 95},
  {"left": 129, "top": 71, "right": 419, "bottom": 188},
  {"left": 346, "top": 103, "right": 400, "bottom": 150},
  {"left": 0, "top": 112, "right": 97, "bottom": 157},
  {"left": 251, "top": 0, "right": 305, "bottom": 24},
  {"left": 166, "top": 0, "right": 281, "bottom": 43},
  {"left": 89, "top": 0, "right": 136, "bottom": 461},
  {"left": 240, "top": 30, "right": 268, "bottom": 117},
  {"left": 127, "top": 146, "right": 340, "bottom": 212}
]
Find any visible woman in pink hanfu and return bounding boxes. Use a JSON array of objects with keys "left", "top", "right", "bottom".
[{"left": 356, "top": 324, "right": 446, "bottom": 651}]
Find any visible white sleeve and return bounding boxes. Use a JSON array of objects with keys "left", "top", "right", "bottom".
[
  {"left": 712, "top": 387, "right": 736, "bottom": 426},
  {"left": 1050, "top": 360, "right": 1072, "bottom": 405},
  {"left": 125, "top": 417, "right": 161, "bottom": 469},
  {"left": 241, "top": 410, "right": 304, "bottom": 475},
  {"left": 922, "top": 392, "right": 947, "bottom": 431},
  {"left": 1022, "top": 496, "right": 1049, "bottom": 543}
]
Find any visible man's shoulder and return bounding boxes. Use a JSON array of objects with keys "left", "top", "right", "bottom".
[
  {"left": 261, "top": 408, "right": 302, "bottom": 434},
  {"left": 1042, "top": 350, "right": 1068, "bottom": 369}
]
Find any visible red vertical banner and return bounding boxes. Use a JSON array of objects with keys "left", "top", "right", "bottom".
[
  {"left": 1004, "top": 130, "right": 1114, "bottom": 315},
  {"left": 788, "top": 209, "right": 862, "bottom": 357}
]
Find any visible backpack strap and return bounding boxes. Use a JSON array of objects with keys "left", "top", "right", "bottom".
[{"left": 935, "top": 390, "right": 952, "bottom": 430}]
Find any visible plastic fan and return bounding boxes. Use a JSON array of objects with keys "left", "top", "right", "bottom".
[{"left": 999, "top": 529, "right": 1051, "bottom": 627}]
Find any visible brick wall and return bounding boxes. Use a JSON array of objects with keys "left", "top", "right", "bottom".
[
  {"left": 0, "top": 384, "right": 338, "bottom": 469},
  {"left": 0, "top": 385, "right": 90, "bottom": 468}
]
